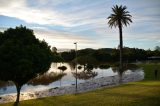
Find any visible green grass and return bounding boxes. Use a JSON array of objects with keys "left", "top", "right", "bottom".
[
  {"left": 0, "top": 63, "right": 160, "bottom": 106},
  {"left": 139, "top": 62, "right": 160, "bottom": 80}
]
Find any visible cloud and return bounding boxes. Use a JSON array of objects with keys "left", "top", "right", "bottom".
[
  {"left": 32, "top": 27, "right": 100, "bottom": 49},
  {"left": 0, "top": 26, "right": 100, "bottom": 49},
  {"left": 0, "top": 0, "right": 75, "bottom": 27},
  {"left": 0, "top": 0, "right": 109, "bottom": 27},
  {"left": 0, "top": 0, "right": 159, "bottom": 28},
  {"left": 0, "top": 0, "right": 160, "bottom": 50}
]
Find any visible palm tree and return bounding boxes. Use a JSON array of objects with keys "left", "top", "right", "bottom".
[{"left": 108, "top": 5, "right": 132, "bottom": 82}]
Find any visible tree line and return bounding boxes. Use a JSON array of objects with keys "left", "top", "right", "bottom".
[{"left": 57, "top": 47, "right": 160, "bottom": 63}]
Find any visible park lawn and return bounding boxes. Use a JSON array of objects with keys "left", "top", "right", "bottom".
[{"left": 0, "top": 63, "right": 160, "bottom": 106}]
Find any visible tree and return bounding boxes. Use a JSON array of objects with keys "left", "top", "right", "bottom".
[
  {"left": 51, "top": 47, "right": 63, "bottom": 62},
  {"left": 0, "top": 26, "right": 52, "bottom": 104},
  {"left": 51, "top": 47, "right": 57, "bottom": 54},
  {"left": 155, "top": 46, "right": 160, "bottom": 51},
  {"left": 108, "top": 5, "right": 132, "bottom": 81},
  {"left": 61, "top": 50, "right": 75, "bottom": 61},
  {"left": 75, "top": 55, "right": 98, "bottom": 66},
  {"left": 93, "top": 50, "right": 111, "bottom": 62}
]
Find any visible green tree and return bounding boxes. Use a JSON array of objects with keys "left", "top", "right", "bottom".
[
  {"left": 93, "top": 50, "right": 111, "bottom": 62},
  {"left": 0, "top": 26, "right": 52, "bottom": 104},
  {"left": 108, "top": 5, "right": 132, "bottom": 79},
  {"left": 61, "top": 50, "right": 75, "bottom": 61}
]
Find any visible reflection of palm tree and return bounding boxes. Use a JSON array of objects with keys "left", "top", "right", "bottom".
[
  {"left": 108, "top": 5, "right": 132, "bottom": 82},
  {"left": 28, "top": 72, "right": 66, "bottom": 86},
  {"left": 111, "top": 64, "right": 139, "bottom": 81},
  {"left": 112, "top": 63, "right": 139, "bottom": 72}
]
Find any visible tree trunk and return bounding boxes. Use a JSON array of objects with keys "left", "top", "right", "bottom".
[
  {"left": 15, "top": 83, "right": 22, "bottom": 104},
  {"left": 118, "top": 20, "right": 123, "bottom": 83}
]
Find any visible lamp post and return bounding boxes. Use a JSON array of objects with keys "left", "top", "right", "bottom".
[{"left": 74, "top": 42, "right": 78, "bottom": 92}]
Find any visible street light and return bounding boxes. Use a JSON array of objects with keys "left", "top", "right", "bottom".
[{"left": 74, "top": 42, "right": 78, "bottom": 92}]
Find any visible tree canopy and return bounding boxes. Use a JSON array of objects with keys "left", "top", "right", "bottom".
[
  {"left": 108, "top": 5, "right": 132, "bottom": 28},
  {"left": 0, "top": 26, "right": 53, "bottom": 104}
]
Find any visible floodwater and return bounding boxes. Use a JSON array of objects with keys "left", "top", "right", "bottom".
[{"left": 0, "top": 63, "right": 143, "bottom": 95}]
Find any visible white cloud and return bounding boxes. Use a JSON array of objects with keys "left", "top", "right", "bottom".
[
  {"left": 0, "top": 26, "right": 101, "bottom": 49},
  {"left": 32, "top": 27, "right": 99, "bottom": 49},
  {"left": 0, "top": 0, "right": 108, "bottom": 27},
  {"left": 0, "top": 0, "right": 76, "bottom": 27},
  {"left": 0, "top": 0, "right": 160, "bottom": 49}
]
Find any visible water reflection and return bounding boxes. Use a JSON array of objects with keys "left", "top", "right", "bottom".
[
  {"left": 0, "top": 81, "right": 14, "bottom": 91},
  {"left": 58, "top": 66, "right": 67, "bottom": 72},
  {"left": 72, "top": 71, "right": 98, "bottom": 80},
  {"left": 68, "top": 62, "right": 76, "bottom": 71},
  {"left": 111, "top": 63, "right": 140, "bottom": 82},
  {"left": 99, "top": 64, "right": 110, "bottom": 69},
  {"left": 28, "top": 72, "right": 67, "bottom": 86},
  {"left": 111, "top": 63, "right": 140, "bottom": 72},
  {"left": 0, "top": 62, "right": 143, "bottom": 95},
  {"left": 72, "top": 64, "right": 98, "bottom": 80}
]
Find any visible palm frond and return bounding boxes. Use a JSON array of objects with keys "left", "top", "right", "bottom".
[{"left": 108, "top": 5, "right": 132, "bottom": 28}]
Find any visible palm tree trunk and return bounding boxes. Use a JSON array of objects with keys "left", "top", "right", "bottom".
[{"left": 118, "top": 20, "right": 123, "bottom": 83}]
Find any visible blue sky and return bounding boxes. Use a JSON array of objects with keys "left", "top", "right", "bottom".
[{"left": 0, "top": 0, "right": 160, "bottom": 50}]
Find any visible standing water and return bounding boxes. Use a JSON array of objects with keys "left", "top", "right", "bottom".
[{"left": 0, "top": 63, "right": 144, "bottom": 95}]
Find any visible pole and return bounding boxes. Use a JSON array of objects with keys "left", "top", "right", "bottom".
[{"left": 74, "top": 42, "right": 78, "bottom": 92}]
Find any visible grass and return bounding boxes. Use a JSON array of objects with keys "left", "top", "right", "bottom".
[
  {"left": 139, "top": 62, "right": 160, "bottom": 80},
  {"left": 0, "top": 63, "right": 160, "bottom": 106}
]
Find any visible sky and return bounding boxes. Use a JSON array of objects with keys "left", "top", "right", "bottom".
[{"left": 0, "top": 0, "right": 160, "bottom": 50}]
